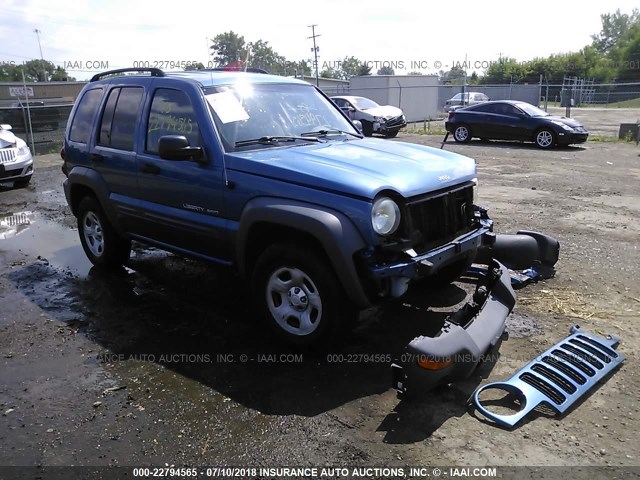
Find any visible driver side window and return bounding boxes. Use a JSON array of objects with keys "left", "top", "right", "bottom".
[{"left": 147, "top": 89, "right": 200, "bottom": 154}]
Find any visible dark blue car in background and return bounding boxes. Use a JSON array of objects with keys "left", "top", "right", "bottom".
[{"left": 445, "top": 100, "right": 589, "bottom": 148}]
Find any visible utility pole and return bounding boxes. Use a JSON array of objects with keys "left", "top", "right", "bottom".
[
  {"left": 308, "top": 24, "right": 320, "bottom": 87},
  {"left": 33, "top": 28, "right": 47, "bottom": 81}
]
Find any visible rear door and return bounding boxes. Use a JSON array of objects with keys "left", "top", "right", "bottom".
[
  {"left": 134, "top": 80, "right": 229, "bottom": 262},
  {"left": 91, "top": 85, "right": 145, "bottom": 231}
]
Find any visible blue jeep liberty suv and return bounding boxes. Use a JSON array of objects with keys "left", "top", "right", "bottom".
[{"left": 62, "top": 68, "right": 517, "bottom": 392}]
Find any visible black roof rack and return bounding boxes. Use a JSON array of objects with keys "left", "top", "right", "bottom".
[
  {"left": 205, "top": 67, "right": 269, "bottom": 74},
  {"left": 90, "top": 68, "right": 165, "bottom": 82}
]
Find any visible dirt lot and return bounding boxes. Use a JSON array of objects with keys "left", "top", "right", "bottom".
[{"left": 0, "top": 137, "right": 639, "bottom": 475}]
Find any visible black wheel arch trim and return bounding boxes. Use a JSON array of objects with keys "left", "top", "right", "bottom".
[
  {"left": 237, "top": 197, "right": 371, "bottom": 309},
  {"left": 65, "top": 167, "right": 125, "bottom": 236}
]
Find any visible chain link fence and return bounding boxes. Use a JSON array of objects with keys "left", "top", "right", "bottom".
[{"left": 0, "top": 104, "right": 72, "bottom": 155}]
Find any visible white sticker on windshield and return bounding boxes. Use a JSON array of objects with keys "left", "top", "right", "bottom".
[{"left": 205, "top": 91, "right": 250, "bottom": 124}]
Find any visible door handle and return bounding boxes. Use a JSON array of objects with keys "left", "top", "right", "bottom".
[
  {"left": 90, "top": 153, "right": 104, "bottom": 162},
  {"left": 140, "top": 163, "right": 160, "bottom": 175}
]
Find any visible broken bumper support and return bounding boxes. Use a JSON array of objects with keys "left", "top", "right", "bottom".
[{"left": 392, "top": 259, "right": 516, "bottom": 396}]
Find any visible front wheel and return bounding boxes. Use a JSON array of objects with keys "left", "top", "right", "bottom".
[
  {"left": 252, "top": 244, "right": 356, "bottom": 346},
  {"left": 77, "top": 196, "right": 131, "bottom": 268},
  {"left": 453, "top": 124, "right": 472, "bottom": 143},
  {"left": 534, "top": 128, "right": 555, "bottom": 149},
  {"left": 384, "top": 129, "right": 400, "bottom": 138},
  {"left": 361, "top": 120, "right": 373, "bottom": 137}
]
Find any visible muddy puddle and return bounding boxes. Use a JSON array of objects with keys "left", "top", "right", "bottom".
[
  {"left": 0, "top": 211, "right": 93, "bottom": 275},
  {"left": 0, "top": 209, "right": 544, "bottom": 417}
]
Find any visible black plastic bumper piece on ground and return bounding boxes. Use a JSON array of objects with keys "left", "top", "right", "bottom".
[
  {"left": 391, "top": 259, "right": 516, "bottom": 397},
  {"left": 475, "top": 230, "right": 560, "bottom": 271}
]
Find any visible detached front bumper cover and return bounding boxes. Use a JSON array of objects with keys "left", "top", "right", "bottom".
[{"left": 392, "top": 259, "right": 516, "bottom": 396}]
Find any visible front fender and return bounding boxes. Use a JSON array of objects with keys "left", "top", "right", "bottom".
[{"left": 237, "top": 197, "right": 371, "bottom": 309}]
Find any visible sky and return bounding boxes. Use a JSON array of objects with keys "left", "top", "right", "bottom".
[{"left": 1, "top": 0, "right": 638, "bottom": 80}]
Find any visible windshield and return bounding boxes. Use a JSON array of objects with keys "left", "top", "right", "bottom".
[
  {"left": 204, "top": 83, "right": 359, "bottom": 151},
  {"left": 351, "top": 97, "right": 380, "bottom": 110},
  {"left": 516, "top": 102, "right": 549, "bottom": 117}
]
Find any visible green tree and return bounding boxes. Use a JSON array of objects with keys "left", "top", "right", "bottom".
[
  {"left": 618, "top": 28, "right": 640, "bottom": 81},
  {"left": 210, "top": 31, "right": 247, "bottom": 67},
  {"left": 184, "top": 62, "right": 206, "bottom": 71},
  {"left": 480, "top": 58, "right": 526, "bottom": 84},
  {"left": 441, "top": 65, "right": 467, "bottom": 84},
  {"left": 407, "top": 71, "right": 423, "bottom": 75},
  {"left": 247, "top": 39, "right": 285, "bottom": 73},
  {"left": 377, "top": 66, "right": 394, "bottom": 75},
  {"left": 592, "top": 8, "right": 640, "bottom": 55},
  {"left": 337, "top": 56, "right": 366, "bottom": 79},
  {"left": 0, "top": 60, "right": 73, "bottom": 82},
  {"left": 50, "top": 65, "right": 75, "bottom": 81},
  {"left": 320, "top": 68, "right": 339, "bottom": 79}
]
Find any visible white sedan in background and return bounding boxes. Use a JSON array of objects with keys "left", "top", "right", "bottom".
[
  {"left": 331, "top": 95, "right": 406, "bottom": 138},
  {"left": 0, "top": 124, "right": 33, "bottom": 188}
]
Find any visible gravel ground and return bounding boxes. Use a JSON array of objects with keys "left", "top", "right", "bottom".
[{"left": 0, "top": 138, "right": 639, "bottom": 476}]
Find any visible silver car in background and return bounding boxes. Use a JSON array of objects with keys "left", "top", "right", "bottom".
[
  {"left": 444, "top": 92, "right": 490, "bottom": 112},
  {"left": 0, "top": 124, "right": 33, "bottom": 187},
  {"left": 331, "top": 95, "right": 406, "bottom": 138}
]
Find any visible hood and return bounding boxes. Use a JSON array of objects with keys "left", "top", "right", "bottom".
[
  {"left": 227, "top": 138, "right": 476, "bottom": 199},
  {"left": 545, "top": 116, "right": 584, "bottom": 128},
  {"left": 362, "top": 105, "right": 403, "bottom": 119},
  {"left": 0, "top": 129, "right": 17, "bottom": 148}
]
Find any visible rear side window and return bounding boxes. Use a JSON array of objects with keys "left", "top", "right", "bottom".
[
  {"left": 98, "top": 87, "right": 144, "bottom": 151},
  {"left": 69, "top": 89, "right": 102, "bottom": 143},
  {"left": 146, "top": 89, "right": 200, "bottom": 154}
]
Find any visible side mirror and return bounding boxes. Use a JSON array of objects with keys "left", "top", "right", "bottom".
[
  {"left": 352, "top": 120, "right": 363, "bottom": 134},
  {"left": 158, "top": 135, "right": 204, "bottom": 162}
]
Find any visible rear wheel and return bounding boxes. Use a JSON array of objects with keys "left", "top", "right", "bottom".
[
  {"left": 534, "top": 128, "right": 555, "bottom": 149},
  {"left": 77, "top": 196, "right": 131, "bottom": 268},
  {"left": 453, "top": 124, "right": 472, "bottom": 143},
  {"left": 252, "top": 243, "right": 356, "bottom": 346}
]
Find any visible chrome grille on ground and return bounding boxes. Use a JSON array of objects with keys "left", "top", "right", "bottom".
[
  {"left": 472, "top": 325, "right": 625, "bottom": 428},
  {"left": 405, "top": 185, "right": 474, "bottom": 251}
]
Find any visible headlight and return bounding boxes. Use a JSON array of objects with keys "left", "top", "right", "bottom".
[
  {"left": 17, "top": 144, "right": 30, "bottom": 156},
  {"left": 551, "top": 120, "right": 574, "bottom": 132},
  {"left": 371, "top": 197, "right": 400, "bottom": 236}
]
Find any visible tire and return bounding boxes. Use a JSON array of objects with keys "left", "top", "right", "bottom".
[
  {"left": 384, "top": 129, "right": 400, "bottom": 138},
  {"left": 534, "top": 128, "right": 555, "bottom": 149},
  {"left": 252, "top": 243, "right": 357, "bottom": 346},
  {"left": 77, "top": 196, "right": 131, "bottom": 268},
  {"left": 453, "top": 124, "right": 472, "bottom": 143},
  {"left": 13, "top": 175, "right": 32, "bottom": 188},
  {"left": 361, "top": 120, "right": 373, "bottom": 137}
]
